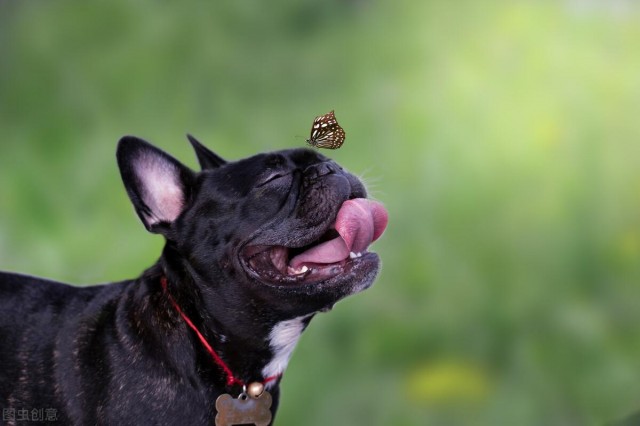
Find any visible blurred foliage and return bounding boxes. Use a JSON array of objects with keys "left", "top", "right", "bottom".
[{"left": 2, "top": 1, "right": 640, "bottom": 425}]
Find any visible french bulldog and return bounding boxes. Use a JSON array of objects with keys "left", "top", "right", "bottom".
[{"left": 0, "top": 135, "right": 388, "bottom": 425}]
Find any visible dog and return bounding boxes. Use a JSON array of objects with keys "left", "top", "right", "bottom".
[{"left": 0, "top": 135, "right": 388, "bottom": 425}]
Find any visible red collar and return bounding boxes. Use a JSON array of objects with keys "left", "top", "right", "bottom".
[{"left": 160, "top": 276, "right": 279, "bottom": 388}]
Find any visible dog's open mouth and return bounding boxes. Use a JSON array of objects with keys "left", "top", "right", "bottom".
[{"left": 242, "top": 198, "right": 388, "bottom": 285}]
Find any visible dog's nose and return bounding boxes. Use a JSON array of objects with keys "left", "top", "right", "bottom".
[{"left": 303, "top": 162, "right": 341, "bottom": 181}]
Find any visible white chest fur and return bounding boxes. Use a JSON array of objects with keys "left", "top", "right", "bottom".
[{"left": 262, "top": 315, "right": 309, "bottom": 387}]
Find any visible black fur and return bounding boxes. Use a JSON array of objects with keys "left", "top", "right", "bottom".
[{"left": 0, "top": 136, "right": 381, "bottom": 425}]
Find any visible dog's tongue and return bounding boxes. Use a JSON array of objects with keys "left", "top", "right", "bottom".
[{"left": 289, "top": 199, "right": 388, "bottom": 268}]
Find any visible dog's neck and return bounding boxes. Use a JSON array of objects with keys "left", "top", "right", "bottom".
[{"left": 139, "top": 259, "right": 312, "bottom": 392}]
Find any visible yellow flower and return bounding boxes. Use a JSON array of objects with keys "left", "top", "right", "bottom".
[{"left": 405, "top": 360, "right": 492, "bottom": 405}]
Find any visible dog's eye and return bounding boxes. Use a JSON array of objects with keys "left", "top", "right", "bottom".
[{"left": 257, "top": 172, "right": 286, "bottom": 187}]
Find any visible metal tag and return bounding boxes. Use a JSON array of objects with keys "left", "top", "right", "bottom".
[{"left": 215, "top": 390, "right": 273, "bottom": 426}]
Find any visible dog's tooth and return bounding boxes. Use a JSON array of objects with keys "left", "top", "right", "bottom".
[
  {"left": 287, "top": 265, "right": 309, "bottom": 275},
  {"left": 349, "top": 252, "right": 357, "bottom": 259}
]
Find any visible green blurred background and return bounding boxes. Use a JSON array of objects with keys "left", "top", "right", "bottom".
[{"left": 2, "top": 1, "right": 640, "bottom": 425}]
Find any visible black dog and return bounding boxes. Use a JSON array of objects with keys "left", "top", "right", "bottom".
[{"left": 0, "top": 136, "right": 387, "bottom": 425}]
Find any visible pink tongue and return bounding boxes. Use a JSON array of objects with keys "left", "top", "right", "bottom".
[{"left": 289, "top": 199, "right": 388, "bottom": 268}]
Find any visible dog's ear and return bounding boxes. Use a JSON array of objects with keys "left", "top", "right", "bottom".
[
  {"left": 117, "top": 136, "right": 195, "bottom": 234},
  {"left": 187, "top": 134, "right": 227, "bottom": 170}
]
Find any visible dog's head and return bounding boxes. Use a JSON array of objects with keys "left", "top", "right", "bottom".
[{"left": 117, "top": 136, "right": 387, "bottom": 318}]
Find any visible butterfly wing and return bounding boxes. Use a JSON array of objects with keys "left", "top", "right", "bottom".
[
  {"left": 307, "top": 110, "right": 346, "bottom": 150},
  {"left": 312, "top": 125, "right": 345, "bottom": 149}
]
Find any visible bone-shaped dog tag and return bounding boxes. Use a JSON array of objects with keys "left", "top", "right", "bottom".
[{"left": 215, "top": 390, "right": 272, "bottom": 426}]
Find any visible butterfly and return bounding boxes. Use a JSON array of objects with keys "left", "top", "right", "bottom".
[{"left": 306, "top": 110, "right": 346, "bottom": 149}]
